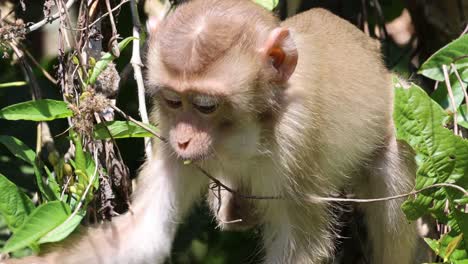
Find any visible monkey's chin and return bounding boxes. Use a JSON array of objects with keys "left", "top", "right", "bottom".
[{"left": 174, "top": 151, "right": 214, "bottom": 163}]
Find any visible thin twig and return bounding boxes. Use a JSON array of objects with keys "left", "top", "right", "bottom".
[
  {"left": 130, "top": 0, "right": 153, "bottom": 159},
  {"left": 111, "top": 105, "right": 166, "bottom": 142},
  {"left": 308, "top": 183, "right": 468, "bottom": 204},
  {"left": 113, "top": 102, "right": 468, "bottom": 204},
  {"left": 360, "top": 0, "right": 369, "bottom": 35},
  {"left": 460, "top": 24, "right": 468, "bottom": 36},
  {"left": 372, "top": 0, "right": 388, "bottom": 39},
  {"left": 105, "top": 0, "right": 120, "bottom": 57},
  {"left": 0, "top": 9, "right": 14, "bottom": 24},
  {"left": 198, "top": 165, "right": 282, "bottom": 200},
  {"left": 20, "top": 44, "right": 58, "bottom": 84},
  {"left": 442, "top": 64, "right": 459, "bottom": 135},
  {"left": 63, "top": 0, "right": 130, "bottom": 31},
  {"left": 28, "top": 0, "right": 77, "bottom": 33},
  {"left": 58, "top": 0, "right": 77, "bottom": 49}
]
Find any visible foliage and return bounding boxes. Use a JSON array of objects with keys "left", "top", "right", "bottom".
[
  {"left": 394, "top": 34, "right": 468, "bottom": 262},
  {"left": 0, "top": 37, "right": 134, "bottom": 254},
  {"left": 87, "top": 37, "right": 136, "bottom": 85}
]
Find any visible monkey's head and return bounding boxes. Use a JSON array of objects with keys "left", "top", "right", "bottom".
[{"left": 146, "top": 0, "right": 298, "bottom": 161}]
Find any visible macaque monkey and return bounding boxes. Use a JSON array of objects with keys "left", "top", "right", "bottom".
[{"left": 4, "top": 0, "right": 420, "bottom": 263}]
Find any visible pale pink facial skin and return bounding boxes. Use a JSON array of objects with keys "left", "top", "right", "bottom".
[
  {"left": 167, "top": 112, "right": 213, "bottom": 160},
  {"left": 155, "top": 86, "right": 263, "bottom": 162}
]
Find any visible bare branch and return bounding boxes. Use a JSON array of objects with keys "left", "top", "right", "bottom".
[
  {"left": 130, "top": 0, "right": 154, "bottom": 159},
  {"left": 28, "top": 0, "right": 77, "bottom": 33}
]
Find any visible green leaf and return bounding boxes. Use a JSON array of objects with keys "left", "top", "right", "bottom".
[
  {"left": 70, "top": 130, "right": 97, "bottom": 200},
  {"left": 93, "top": 120, "right": 158, "bottom": 139},
  {"left": 419, "top": 34, "right": 468, "bottom": 81},
  {"left": 394, "top": 84, "right": 468, "bottom": 221},
  {"left": 253, "top": 0, "right": 279, "bottom": 10},
  {"left": 0, "top": 99, "right": 73, "bottom": 121},
  {"left": 453, "top": 210, "right": 468, "bottom": 252},
  {"left": 1, "top": 201, "right": 70, "bottom": 253},
  {"left": 38, "top": 211, "right": 84, "bottom": 244},
  {"left": 445, "top": 233, "right": 464, "bottom": 262},
  {"left": 88, "top": 37, "right": 136, "bottom": 85},
  {"left": 0, "top": 81, "right": 27, "bottom": 89},
  {"left": 71, "top": 131, "right": 86, "bottom": 176},
  {"left": 33, "top": 162, "right": 57, "bottom": 202},
  {"left": 0, "top": 173, "right": 35, "bottom": 231},
  {"left": 0, "top": 136, "right": 35, "bottom": 165},
  {"left": 457, "top": 104, "right": 468, "bottom": 129},
  {"left": 455, "top": 196, "right": 468, "bottom": 205},
  {"left": 437, "top": 230, "right": 468, "bottom": 261},
  {"left": 424, "top": 237, "right": 440, "bottom": 255}
]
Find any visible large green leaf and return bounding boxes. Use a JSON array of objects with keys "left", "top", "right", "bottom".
[
  {"left": 38, "top": 211, "right": 84, "bottom": 244},
  {"left": 395, "top": 82, "right": 468, "bottom": 260},
  {"left": 419, "top": 34, "right": 468, "bottom": 81},
  {"left": 394, "top": 83, "right": 468, "bottom": 254},
  {"left": 0, "top": 99, "right": 73, "bottom": 121},
  {"left": 93, "top": 120, "right": 158, "bottom": 139},
  {"left": 0, "top": 173, "right": 35, "bottom": 231},
  {"left": 0, "top": 136, "right": 35, "bottom": 165},
  {"left": 1, "top": 201, "right": 70, "bottom": 253},
  {"left": 88, "top": 37, "right": 136, "bottom": 85}
]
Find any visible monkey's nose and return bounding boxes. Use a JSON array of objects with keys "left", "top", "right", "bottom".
[{"left": 178, "top": 139, "right": 191, "bottom": 150}]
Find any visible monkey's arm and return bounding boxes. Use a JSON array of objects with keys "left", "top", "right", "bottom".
[{"left": 3, "top": 155, "right": 207, "bottom": 264}]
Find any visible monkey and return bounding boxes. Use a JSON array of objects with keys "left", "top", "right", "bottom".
[{"left": 3, "top": 0, "right": 421, "bottom": 263}]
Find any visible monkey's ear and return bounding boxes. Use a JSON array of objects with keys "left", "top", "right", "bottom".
[{"left": 261, "top": 27, "right": 298, "bottom": 83}]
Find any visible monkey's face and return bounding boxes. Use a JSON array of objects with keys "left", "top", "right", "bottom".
[
  {"left": 155, "top": 87, "right": 261, "bottom": 161},
  {"left": 146, "top": 11, "right": 298, "bottom": 162}
]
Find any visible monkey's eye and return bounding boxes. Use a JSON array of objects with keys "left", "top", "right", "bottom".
[
  {"left": 161, "top": 89, "right": 182, "bottom": 109},
  {"left": 192, "top": 95, "right": 219, "bottom": 114}
]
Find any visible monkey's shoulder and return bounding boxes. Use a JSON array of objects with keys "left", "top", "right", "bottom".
[{"left": 282, "top": 8, "right": 380, "bottom": 52}]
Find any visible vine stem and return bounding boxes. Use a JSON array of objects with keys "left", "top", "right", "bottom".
[
  {"left": 308, "top": 183, "right": 468, "bottom": 204},
  {"left": 112, "top": 104, "right": 468, "bottom": 205},
  {"left": 129, "top": 0, "right": 152, "bottom": 159}
]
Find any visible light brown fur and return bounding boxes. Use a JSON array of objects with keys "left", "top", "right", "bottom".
[{"left": 4, "top": 1, "right": 422, "bottom": 263}]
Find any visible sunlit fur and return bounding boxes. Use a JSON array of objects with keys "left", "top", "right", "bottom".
[{"left": 5, "top": 1, "right": 421, "bottom": 264}]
